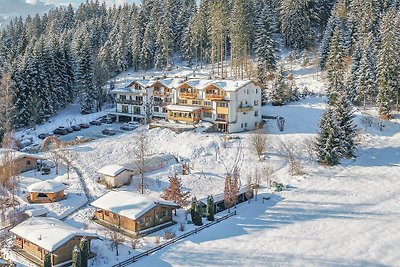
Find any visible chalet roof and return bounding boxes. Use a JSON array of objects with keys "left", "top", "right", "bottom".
[
  {"left": 90, "top": 191, "right": 179, "bottom": 221},
  {"left": 166, "top": 105, "right": 202, "bottom": 113},
  {"left": 10, "top": 217, "right": 97, "bottom": 252},
  {"left": 0, "top": 149, "right": 46, "bottom": 166},
  {"left": 97, "top": 164, "right": 126, "bottom": 177},
  {"left": 27, "top": 180, "right": 66, "bottom": 193},
  {"left": 178, "top": 79, "right": 254, "bottom": 92},
  {"left": 157, "top": 78, "right": 184, "bottom": 88},
  {"left": 111, "top": 87, "right": 146, "bottom": 95}
]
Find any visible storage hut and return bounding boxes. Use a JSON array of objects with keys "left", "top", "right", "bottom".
[
  {"left": 96, "top": 164, "right": 132, "bottom": 188},
  {"left": 91, "top": 191, "right": 179, "bottom": 234},
  {"left": 11, "top": 217, "right": 97, "bottom": 267},
  {"left": 27, "top": 180, "right": 66, "bottom": 203}
]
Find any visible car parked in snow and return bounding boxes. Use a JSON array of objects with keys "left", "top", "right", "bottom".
[
  {"left": 53, "top": 127, "right": 68, "bottom": 135},
  {"left": 72, "top": 125, "right": 81, "bottom": 131},
  {"left": 89, "top": 120, "right": 102, "bottom": 126},
  {"left": 102, "top": 128, "right": 116, "bottom": 136},
  {"left": 38, "top": 133, "right": 51, "bottom": 140},
  {"left": 66, "top": 127, "right": 74, "bottom": 133},
  {"left": 79, "top": 123, "right": 90, "bottom": 129},
  {"left": 120, "top": 122, "right": 139, "bottom": 131}
]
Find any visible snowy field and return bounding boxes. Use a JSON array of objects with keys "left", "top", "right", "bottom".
[{"left": 3, "top": 57, "right": 400, "bottom": 267}]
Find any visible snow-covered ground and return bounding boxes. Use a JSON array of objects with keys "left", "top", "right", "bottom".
[{"left": 3, "top": 57, "right": 400, "bottom": 267}]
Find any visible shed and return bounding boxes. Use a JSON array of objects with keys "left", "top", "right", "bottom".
[
  {"left": 91, "top": 191, "right": 179, "bottom": 234},
  {"left": 11, "top": 217, "right": 97, "bottom": 267},
  {"left": 96, "top": 164, "right": 132, "bottom": 188},
  {"left": 0, "top": 149, "right": 46, "bottom": 176},
  {"left": 27, "top": 180, "right": 66, "bottom": 203}
]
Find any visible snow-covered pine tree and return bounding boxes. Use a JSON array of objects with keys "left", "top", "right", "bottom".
[
  {"left": 280, "top": 0, "right": 312, "bottom": 49},
  {"left": 376, "top": 9, "right": 397, "bottom": 119},
  {"left": 334, "top": 93, "right": 357, "bottom": 158},
  {"left": 355, "top": 43, "right": 377, "bottom": 109},
  {"left": 255, "top": 2, "right": 277, "bottom": 84},
  {"left": 271, "top": 67, "right": 287, "bottom": 106},
  {"left": 206, "top": 195, "right": 214, "bottom": 221},
  {"left": 315, "top": 107, "right": 341, "bottom": 166},
  {"left": 72, "top": 245, "right": 81, "bottom": 267},
  {"left": 140, "top": 21, "right": 156, "bottom": 70},
  {"left": 326, "top": 27, "right": 346, "bottom": 105},
  {"left": 347, "top": 44, "right": 361, "bottom": 103}
]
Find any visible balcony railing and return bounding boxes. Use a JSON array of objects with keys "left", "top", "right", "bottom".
[
  {"left": 117, "top": 99, "right": 143, "bottom": 105},
  {"left": 179, "top": 92, "right": 198, "bottom": 99},
  {"left": 205, "top": 94, "right": 225, "bottom": 101},
  {"left": 237, "top": 105, "right": 253, "bottom": 112}
]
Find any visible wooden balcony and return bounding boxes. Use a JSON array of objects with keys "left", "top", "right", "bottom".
[
  {"left": 206, "top": 94, "right": 225, "bottom": 101},
  {"left": 237, "top": 106, "right": 253, "bottom": 112},
  {"left": 216, "top": 107, "right": 229, "bottom": 114},
  {"left": 117, "top": 99, "right": 143, "bottom": 105},
  {"left": 153, "top": 91, "right": 165, "bottom": 97},
  {"left": 179, "top": 92, "right": 198, "bottom": 99},
  {"left": 168, "top": 115, "right": 200, "bottom": 123}
]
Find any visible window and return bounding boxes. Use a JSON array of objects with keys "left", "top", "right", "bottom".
[
  {"left": 254, "top": 111, "right": 258, "bottom": 117},
  {"left": 26, "top": 160, "right": 31, "bottom": 165},
  {"left": 245, "top": 123, "right": 247, "bottom": 128},
  {"left": 256, "top": 89, "right": 258, "bottom": 94},
  {"left": 192, "top": 100, "right": 200, "bottom": 105},
  {"left": 254, "top": 100, "right": 259, "bottom": 106},
  {"left": 204, "top": 112, "right": 212, "bottom": 118},
  {"left": 241, "top": 124, "right": 243, "bottom": 128},
  {"left": 154, "top": 107, "right": 160, "bottom": 112},
  {"left": 179, "top": 99, "right": 187, "bottom": 104},
  {"left": 204, "top": 101, "right": 212, "bottom": 106},
  {"left": 104, "top": 211, "right": 109, "bottom": 216}
]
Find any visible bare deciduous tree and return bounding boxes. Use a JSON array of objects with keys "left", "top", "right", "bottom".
[
  {"left": 130, "top": 234, "right": 140, "bottom": 250},
  {"left": 129, "top": 130, "right": 149, "bottom": 194},
  {"left": 245, "top": 175, "right": 253, "bottom": 203},
  {"left": 108, "top": 229, "right": 125, "bottom": 256},
  {"left": 250, "top": 129, "right": 268, "bottom": 161},
  {"left": 279, "top": 141, "right": 304, "bottom": 176}
]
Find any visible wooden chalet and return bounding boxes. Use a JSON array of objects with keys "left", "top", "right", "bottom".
[
  {"left": 91, "top": 191, "right": 179, "bottom": 234},
  {"left": 11, "top": 217, "right": 97, "bottom": 267},
  {"left": 27, "top": 180, "right": 66, "bottom": 203},
  {"left": 0, "top": 149, "right": 45, "bottom": 177}
]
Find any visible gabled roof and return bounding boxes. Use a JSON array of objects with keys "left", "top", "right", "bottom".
[
  {"left": 11, "top": 217, "right": 98, "bottom": 252},
  {"left": 176, "top": 79, "right": 254, "bottom": 92},
  {"left": 27, "top": 180, "right": 66, "bottom": 193},
  {"left": 90, "top": 191, "right": 179, "bottom": 221},
  {"left": 0, "top": 149, "right": 46, "bottom": 166},
  {"left": 97, "top": 164, "right": 126, "bottom": 177}
]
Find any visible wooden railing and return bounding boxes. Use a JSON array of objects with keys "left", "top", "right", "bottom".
[
  {"left": 205, "top": 94, "right": 225, "bottom": 101},
  {"left": 179, "top": 92, "right": 198, "bottom": 99},
  {"left": 111, "top": 211, "right": 237, "bottom": 267}
]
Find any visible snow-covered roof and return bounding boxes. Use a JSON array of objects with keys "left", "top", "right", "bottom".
[
  {"left": 11, "top": 217, "right": 97, "bottom": 252},
  {"left": 177, "top": 79, "right": 254, "bottom": 91},
  {"left": 199, "top": 186, "right": 251, "bottom": 204},
  {"left": 166, "top": 105, "right": 202, "bottom": 112},
  {"left": 27, "top": 180, "right": 66, "bottom": 193},
  {"left": 91, "top": 191, "right": 179, "bottom": 221},
  {"left": 24, "top": 207, "right": 48, "bottom": 217},
  {"left": 184, "top": 79, "right": 212, "bottom": 89},
  {"left": 97, "top": 164, "right": 126, "bottom": 177},
  {"left": 111, "top": 87, "right": 146, "bottom": 95},
  {"left": 0, "top": 149, "right": 46, "bottom": 165},
  {"left": 157, "top": 78, "right": 184, "bottom": 88}
]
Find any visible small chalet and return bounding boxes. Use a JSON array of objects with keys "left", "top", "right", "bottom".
[
  {"left": 96, "top": 164, "right": 132, "bottom": 188},
  {"left": 27, "top": 180, "right": 66, "bottom": 203},
  {"left": 199, "top": 186, "right": 254, "bottom": 214},
  {"left": 91, "top": 191, "right": 179, "bottom": 234},
  {"left": 0, "top": 149, "right": 45, "bottom": 176},
  {"left": 11, "top": 217, "right": 97, "bottom": 267}
]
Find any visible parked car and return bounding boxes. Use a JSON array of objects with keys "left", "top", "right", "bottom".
[
  {"left": 72, "top": 125, "right": 81, "bottom": 131},
  {"left": 66, "top": 127, "right": 74, "bottom": 133},
  {"left": 38, "top": 133, "right": 51, "bottom": 139},
  {"left": 53, "top": 127, "right": 68, "bottom": 135},
  {"left": 120, "top": 123, "right": 139, "bottom": 131},
  {"left": 99, "top": 116, "right": 115, "bottom": 124},
  {"left": 102, "top": 128, "right": 116, "bottom": 136},
  {"left": 79, "top": 123, "right": 90, "bottom": 129},
  {"left": 89, "top": 120, "right": 102, "bottom": 126}
]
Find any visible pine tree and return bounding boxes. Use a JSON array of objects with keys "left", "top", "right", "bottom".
[
  {"left": 194, "top": 200, "right": 203, "bottom": 226},
  {"left": 376, "top": 9, "right": 397, "bottom": 118},
  {"left": 326, "top": 27, "right": 346, "bottom": 105},
  {"left": 79, "top": 237, "right": 89, "bottom": 267},
  {"left": 72, "top": 245, "right": 82, "bottom": 267},
  {"left": 190, "top": 197, "right": 197, "bottom": 223},
  {"left": 347, "top": 44, "right": 361, "bottom": 103},
  {"left": 162, "top": 173, "right": 190, "bottom": 207},
  {"left": 255, "top": 2, "right": 277, "bottom": 83},
  {"left": 271, "top": 67, "right": 287, "bottom": 106},
  {"left": 334, "top": 93, "right": 357, "bottom": 158},
  {"left": 206, "top": 195, "right": 215, "bottom": 221},
  {"left": 280, "top": 0, "right": 313, "bottom": 49},
  {"left": 315, "top": 107, "right": 341, "bottom": 166},
  {"left": 356, "top": 46, "right": 377, "bottom": 109}
]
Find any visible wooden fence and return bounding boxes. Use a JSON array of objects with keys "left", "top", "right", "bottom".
[{"left": 112, "top": 211, "right": 237, "bottom": 267}]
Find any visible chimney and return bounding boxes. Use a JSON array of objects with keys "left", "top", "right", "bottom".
[
  {"left": 184, "top": 76, "right": 188, "bottom": 81},
  {"left": 142, "top": 76, "right": 145, "bottom": 80}
]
